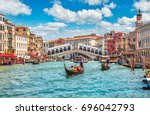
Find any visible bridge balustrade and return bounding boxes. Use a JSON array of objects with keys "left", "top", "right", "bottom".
[{"left": 47, "top": 43, "right": 102, "bottom": 57}]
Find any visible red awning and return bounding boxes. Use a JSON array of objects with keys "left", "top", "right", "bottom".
[
  {"left": 30, "top": 54, "right": 37, "bottom": 57},
  {"left": 43, "top": 55, "right": 48, "bottom": 59},
  {"left": 0, "top": 54, "right": 16, "bottom": 58}
]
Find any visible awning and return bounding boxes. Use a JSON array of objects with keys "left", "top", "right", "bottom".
[
  {"left": 43, "top": 55, "right": 48, "bottom": 59},
  {"left": 122, "top": 52, "right": 136, "bottom": 55},
  {"left": 30, "top": 54, "right": 37, "bottom": 57},
  {"left": 0, "top": 54, "right": 16, "bottom": 58}
]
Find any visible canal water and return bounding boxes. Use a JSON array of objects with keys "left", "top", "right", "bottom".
[{"left": 0, "top": 61, "right": 149, "bottom": 98}]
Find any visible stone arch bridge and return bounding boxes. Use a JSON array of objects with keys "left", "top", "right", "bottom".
[{"left": 47, "top": 43, "right": 102, "bottom": 59}]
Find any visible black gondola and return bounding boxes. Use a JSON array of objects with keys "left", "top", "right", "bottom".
[
  {"left": 101, "top": 63, "right": 110, "bottom": 70},
  {"left": 32, "top": 62, "right": 39, "bottom": 65},
  {"left": 64, "top": 62, "right": 84, "bottom": 76},
  {"left": 142, "top": 86, "right": 150, "bottom": 90}
]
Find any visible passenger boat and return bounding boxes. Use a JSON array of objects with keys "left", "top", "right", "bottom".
[
  {"left": 64, "top": 62, "right": 84, "bottom": 76},
  {"left": 101, "top": 63, "right": 110, "bottom": 70}
]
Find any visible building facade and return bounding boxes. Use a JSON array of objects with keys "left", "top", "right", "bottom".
[
  {"left": 15, "top": 34, "right": 28, "bottom": 58},
  {"left": 0, "top": 14, "right": 5, "bottom": 54},
  {"left": 48, "top": 34, "right": 102, "bottom": 49},
  {"left": 15, "top": 26, "right": 31, "bottom": 55},
  {"left": 43, "top": 40, "right": 49, "bottom": 55},
  {"left": 97, "top": 36, "right": 104, "bottom": 55},
  {"left": 0, "top": 14, "right": 15, "bottom": 55},
  {"left": 137, "top": 22, "right": 150, "bottom": 60},
  {"left": 35, "top": 36, "right": 43, "bottom": 56}
]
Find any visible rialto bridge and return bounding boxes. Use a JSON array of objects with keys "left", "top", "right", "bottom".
[{"left": 47, "top": 43, "right": 102, "bottom": 59}]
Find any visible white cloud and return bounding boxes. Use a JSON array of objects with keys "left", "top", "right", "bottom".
[
  {"left": 31, "top": 19, "right": 136, "bottom": 40},
  {"left": 30, "top": 22, "right": 67, "bottom": 37},
  {"left": 105, "top": 2, "right": 116, "bottom": 9},
  {"left": 134, "top": 0, "right": 150, "bottom": 12},
  {"left": 142, "top": 12, "right": 150, "bottom": 22},
  {"left": 44, "top": 4, "right": 77, "bottom": 22},
  {"left": 0, "top": 0, "right": 32, "bottom": 15},
  {"left": 118, "top": 16, "right": 136, "bottom": 25},
  {"left": 44, "top": 3, "right": 116, "bottom": 24},
  {"left": 101, "top": 2, "right": 116, "bottom": 17},
  {"left": 98, "top": 20, "right": 135, "bottom": 33},
  {"left": 101, "top": 6, "right": 112, "bottom": 17},
  {"left": 44, "top": 4, "right": 102, "bottom": 24},
  {"left": 82, "top": 0, "right": 109, "bottom": 6},
  {"left": 77, "top": 9, "right": 102, "bottom": 23}
]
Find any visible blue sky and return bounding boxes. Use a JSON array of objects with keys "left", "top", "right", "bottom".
[{"left": 0, "top": 0, "right": 150, "bottom": 40}]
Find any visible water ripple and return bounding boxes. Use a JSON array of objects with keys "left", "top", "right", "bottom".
[{"left": 0, "top": 61, "right": 148, "bottom": 98}]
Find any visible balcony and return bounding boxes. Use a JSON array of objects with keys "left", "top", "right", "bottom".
[
  {"left": 8, "top": 37, "right": 13, "bottom": 40},
  {"left": 8, "top": 46, "right": 13, "bottom": 49}
]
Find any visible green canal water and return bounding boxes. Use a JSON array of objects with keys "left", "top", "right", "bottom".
[{"left": 0, "top": 61, "right": 149, "bottom": 98}]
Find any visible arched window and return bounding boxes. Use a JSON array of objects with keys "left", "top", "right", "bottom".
[
  {"left": 87, "top": 48, "right": 90, "bottom": 52},
  {"left": 56, "top": 49, "right": 59, "bottom": 53},
  {"left": 91, "top": 49, "right": 94, "bottom": 53},
  {"left": 52, "top": 50, "right": 55, "bottom": 54},
  {"left": 83, "top": 47, "right": 86, "bottom": 51},
  {"left": 95, "top": 50, "right": 98, "bottom": 54},
  {"left": 79, "top": 46, "right": 82, "bottom": 50},
  {"left": 64, "top": 47, "right": 67, "bottom": 51},
  {"left": 48, "top": 51, "right": 51, "bottom": 55},
  {"left": 60, "top": 48, "right": 63, "bottom": 53},
  {"left": 99, "top": 51, "right": 102, "bottom": 55},
  {"left": 68, "top": 46, "right": 71, "bottom": 50}
]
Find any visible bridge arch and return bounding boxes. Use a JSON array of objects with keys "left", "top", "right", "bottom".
[{"left": 47, "top": 43, "right": 102, "bottom": 59}]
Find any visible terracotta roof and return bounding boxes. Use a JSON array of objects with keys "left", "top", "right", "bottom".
[{"left": 15, "top": 26, "right": 28, "bottom": 29}]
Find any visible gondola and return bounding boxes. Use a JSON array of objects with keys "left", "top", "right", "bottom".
[
  {"left": 143, "top": 76, "right": 150, "bottom": 83},
  {"left": 32, "top": 62, "right": 39, "bottom": 65},
  {"left": 64, "top": 62, "right": 84, "bottom": 76},
  {"left": 101, "top": 63, "right": 110, "bottom": 71},
  {"left": 142, "top": 86, "right": 150, "bottom": 90}
]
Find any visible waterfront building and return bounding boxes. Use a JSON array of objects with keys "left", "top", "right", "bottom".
[
  {"left": 104, "top": 31, "right": 124, "bottom": 56},
  {"left": 4, "top": 19, "right": 15, "bottom": 54},
  {"left": 104, "top": 33, "right": 110, "bottom": 55},
  {"left": 29, "top": 34, "right": 37, "bottom": 57},
  {"left": 97, "top": 36, "right": 104, "bottom": 55},
  {"left": 48, "top": 38, "right": 65, "bottom": 48},
  {"left": 43, "top": 40, "right": 49, "bottom": 55},
  {"left": 15, "top": 26, "right": 31, "bottom": 55},
  {"left": 137, "top": 22, "right": 150, "bottom": 64},
  {"left": 0, "top": 14, "right": 5, "bottom": 54},
  {"left": 64, "top": 34, "right": 100, "bottom": 48},
  {"left": 48, "top": 34, "right": 102, "bottom": 49},
  {"left": 107, "top": 37, "right": 115, "bottom": 55},
  {"left": 14, "top": 33, "right": 28, "bottom": 58},
  {"left": 35, "top": 36, "right": 43, "bottom": 56},
  {"left": 115, "top": 32, "right": 125, "bottom": 54},
  {"left": 120, "top": 33, "right": 129, "bottom": 52},
  {"left": 136, "top": 9, "right": 150, "bottom": 65},
  {"left": 128, "top": 30, "right": 137, "bottom": 51}
]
